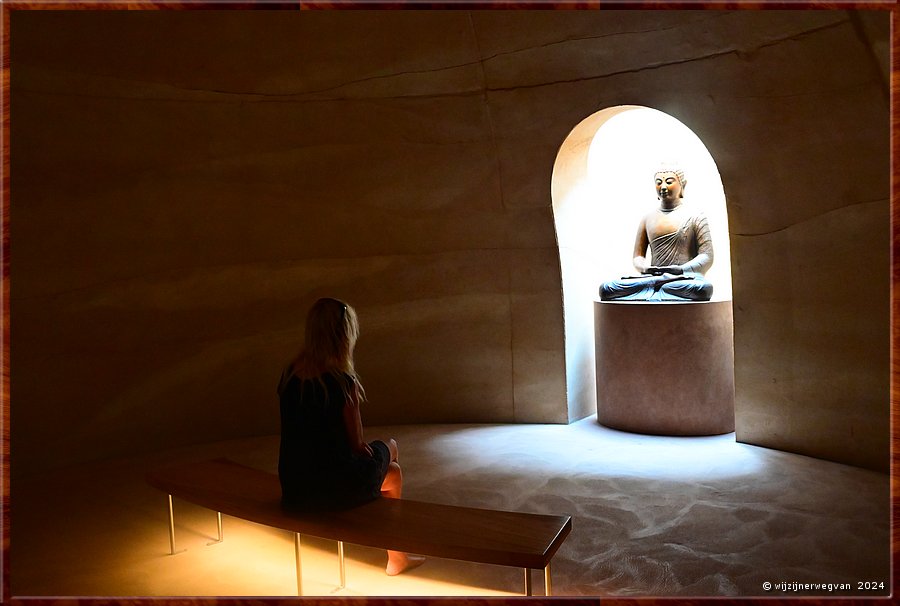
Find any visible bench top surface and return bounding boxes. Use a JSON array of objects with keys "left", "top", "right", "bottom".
[{"left": 146, "top": 458, "right": 571, "bottom": 569}]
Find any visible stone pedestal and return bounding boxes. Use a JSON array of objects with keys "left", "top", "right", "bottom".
[{"left": 594, "top": 300, "right": 735, "bottom": 436}]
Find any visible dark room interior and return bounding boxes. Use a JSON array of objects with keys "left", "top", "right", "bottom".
[{"left": 6, "top": 8, "right": 890, "bottom": 597}]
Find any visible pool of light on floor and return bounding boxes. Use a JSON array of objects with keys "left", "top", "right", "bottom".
[
  {"left": 136, "top": 512, "right": 521, "bottom": 596},
  {"left": 417, "top": 415, "right": 766, "bottom": 481}
]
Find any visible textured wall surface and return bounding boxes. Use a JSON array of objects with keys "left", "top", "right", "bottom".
[{"left": 10, "top": 10, "right": 889, "bottom": 474}]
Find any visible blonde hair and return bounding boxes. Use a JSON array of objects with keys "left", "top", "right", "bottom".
[{"left": 291, "top": 297, "right": 365, "bottom": 403}]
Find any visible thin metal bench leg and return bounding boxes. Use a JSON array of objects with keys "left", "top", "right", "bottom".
[
  {"left": 544, "top": 562, "right": 552, "bottom": 596},
  {"left": 524, "top": 568, "right": 533, "bottom": 596},
  {"left": 294, "top": 533, "right": 303, "bottom": 596},
  {"left": 338, "top": 540, "right": 346, "bottom": 589},
  {"left": 167, "top": 494, "right": 176, "bottom": 555},
  {"left": 207, "top": 511, "right": 224, "bottom": 545}
]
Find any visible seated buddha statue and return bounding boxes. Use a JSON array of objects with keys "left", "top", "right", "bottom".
[{"left": 599, "top": 167, "right": 714, "bottom": 302}]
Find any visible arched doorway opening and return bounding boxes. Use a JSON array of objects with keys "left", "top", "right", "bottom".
[{"left": 551, "top": 105, "right": 733, "bottom": 422}]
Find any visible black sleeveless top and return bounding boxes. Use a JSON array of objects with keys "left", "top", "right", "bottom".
[{"left": 277, "top": 367, "right": 384, "bottom": 510}]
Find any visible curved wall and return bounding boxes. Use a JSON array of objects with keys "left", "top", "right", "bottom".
[{"left": 10, "top": 10, "right": 889, "bottom": 474}]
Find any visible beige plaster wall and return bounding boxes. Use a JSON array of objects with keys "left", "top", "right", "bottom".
[{"left": 10, "top": 10, "right": 889, "bottom": 475}]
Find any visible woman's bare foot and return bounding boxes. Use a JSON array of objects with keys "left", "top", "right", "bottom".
[{"left": 385, "top": 551, "right": 426, "bottom": 576}]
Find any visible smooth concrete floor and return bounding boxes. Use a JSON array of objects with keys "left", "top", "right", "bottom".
[{"left": 10, "top": 416, "right": 890, "bottom": 597}]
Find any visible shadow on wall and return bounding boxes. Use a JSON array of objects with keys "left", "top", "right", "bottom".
[{"left": 551, "top": 105, "right": 733, "bottom": 421}]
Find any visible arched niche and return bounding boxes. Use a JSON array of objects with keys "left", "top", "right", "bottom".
[{"left": 551, "top": 105, "right": 733, "bottom": 421}]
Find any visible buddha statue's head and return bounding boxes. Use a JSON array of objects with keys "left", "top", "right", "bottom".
[{"left": 654, "top": 166, "right": 687, "bottom": 201}]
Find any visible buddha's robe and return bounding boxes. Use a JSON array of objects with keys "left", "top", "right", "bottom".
[{"left": 600, "top": 209, "right": 714, "bottom": 302}]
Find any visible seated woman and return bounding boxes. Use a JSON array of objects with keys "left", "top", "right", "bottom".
[{"left": 277, "top": 297, "right": 424, "bottom": 576}]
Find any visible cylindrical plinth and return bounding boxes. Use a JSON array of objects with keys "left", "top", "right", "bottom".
[{"left": 595, "top": 300, "right": 735, "bottom": 436}]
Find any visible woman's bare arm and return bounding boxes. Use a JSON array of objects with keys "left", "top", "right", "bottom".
[{"left": 342, "top": 390, "right": 374, "bottom": 457}]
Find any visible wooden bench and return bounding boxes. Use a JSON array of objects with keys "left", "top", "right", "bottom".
[{"left": 146, "top": 458, "right": 571, "bottom": 596}]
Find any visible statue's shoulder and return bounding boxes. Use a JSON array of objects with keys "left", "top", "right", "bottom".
[{"left": 681, "top": 202, "right": 708, "bottom": 221}]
